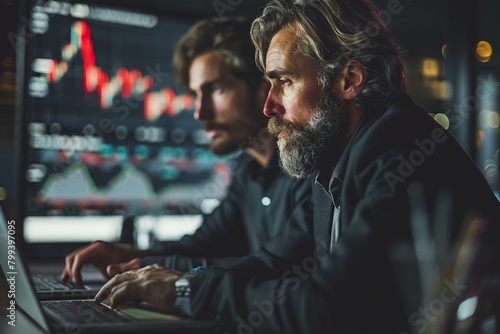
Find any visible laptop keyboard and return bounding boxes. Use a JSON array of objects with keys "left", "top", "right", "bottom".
[
  {"left": 32, "top": 273, "right": 77, "bottom": 291},
  {"left": 44, "top": 300, "right": 132, "bottom": 323}
]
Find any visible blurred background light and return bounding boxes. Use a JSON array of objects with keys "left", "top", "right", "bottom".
[
  {"left": 441, "top": 44, "right": 447, "bottom": 59},
  {"left": 456, "top": 296, "right": 478, "bottom": 321},
  {"left": 480, "top": 110, "right": 500, "bottom": 128},
  {"left": 476, "top": 40, "right": 492, "bottom": 62},
  {"left": 422, "top": 58, "right": 439, "bottom": 78},
  {"left": 434, "top": 113, "right": 450, "bottom": 129}
]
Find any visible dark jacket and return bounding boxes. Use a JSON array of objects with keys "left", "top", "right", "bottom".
[
  {"left": 143, "top": 152, "right": 312, "bottom": 272},
  {"left": 186, "top": 94, "right": 500, "bottom": 333}
]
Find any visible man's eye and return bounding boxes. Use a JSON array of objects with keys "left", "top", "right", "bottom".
[
  {"left": 279, "top": 78, "right": 291, "bottom": 86},
  {"left": 209, "top": 85, "right": 223, "bottom": 93}
]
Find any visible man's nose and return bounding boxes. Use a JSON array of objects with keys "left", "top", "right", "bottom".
[
  {"left": 193, "top": 95, "right": 213, "bottom": 121},
  {"left": 263, "top": 90, "right": 285, "bottom": 118}
]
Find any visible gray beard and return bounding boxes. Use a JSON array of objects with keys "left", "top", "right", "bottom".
[{"left": 269, "top": 92, "right": 347, "bottom": 179}]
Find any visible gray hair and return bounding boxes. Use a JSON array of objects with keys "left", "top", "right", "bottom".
[{"left": 251, "top": 0, "right": 407, "bottom": 109}]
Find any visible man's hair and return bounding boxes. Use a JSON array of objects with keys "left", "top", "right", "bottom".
[
  {"left": 251, "top": 0, "right": 407, "bottom": 109},
  {"left": 173, "top": 18, "right": 262, "bottom": 91}
]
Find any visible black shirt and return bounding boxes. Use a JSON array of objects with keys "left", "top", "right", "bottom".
[{"left": 142, "top": 151, "right": 312, "bottom": 272}]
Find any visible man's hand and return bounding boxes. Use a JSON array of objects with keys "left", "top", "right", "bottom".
[
  {"left": 106, "top": 258, "right": 142, "bottom": 277},
  {"left": 61, "top": 241, "right": 146, "bottom": 286},
  {"left": 95, "top": 265, "right": 182, "bottom": 313}
]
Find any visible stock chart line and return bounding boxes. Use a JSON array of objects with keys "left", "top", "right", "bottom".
[
  {"left": 38, "top": 161, "right": 230, "bottom": 208},
  {"left": 44, "top": 20, "right": 194, "bottom": 121}
]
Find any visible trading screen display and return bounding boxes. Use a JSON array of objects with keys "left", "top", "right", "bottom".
[{"left": 20, "top": 1, "right": 231, "bottom": 242}]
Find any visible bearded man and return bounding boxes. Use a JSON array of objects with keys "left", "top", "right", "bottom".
[{"left": 96, "top": 1, "right": 500, "bottom": 333}]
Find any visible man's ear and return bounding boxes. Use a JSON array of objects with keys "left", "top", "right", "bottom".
[{"left": 335, "top": 60, "right": 366, "bottom": 101}]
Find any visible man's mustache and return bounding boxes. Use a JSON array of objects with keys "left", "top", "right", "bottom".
[{"left": 268, "top": 117, "right": 306, "bottom": 137}]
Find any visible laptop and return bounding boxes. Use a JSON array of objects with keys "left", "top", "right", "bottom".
[
  {"left": 0, "top": 207, "right": 215, "bottom": 333},
  {"left": 31, "top": 272, "right": 102, "bottom": 300}
]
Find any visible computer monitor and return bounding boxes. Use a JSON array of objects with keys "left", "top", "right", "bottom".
[{"left": 16, "top": 1, "right": 232, "bottom": 253}]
